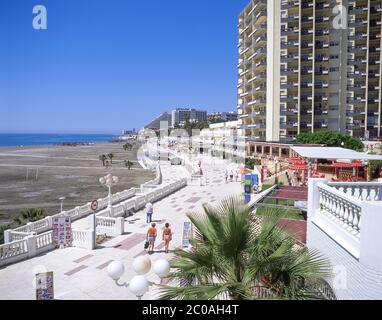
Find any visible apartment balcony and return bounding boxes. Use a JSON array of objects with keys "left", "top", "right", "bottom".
[
  {"left": 281, "top": 55, "right": 299, "bottom": 62},
  {"left": 316, "top": 30, "right": 330, "bottom": 37},
  {"left": 301, "top": 42, "right": 314, "bottom": 49},
  {"left": 280, "top": 96, "right": 297, "bottom": 103},
  {"left": 301, "top": 2, "right": 314, "bottom": 9},
  {"left": 301, "top": 67, "right": 313, "bottom": 75},
  {"left": 315, "top": 2, "right": 330, "bottom": 10},
  {"left": 301, "top": 54, "right": 313, "bottom": 62},
  {"left": 251, "top": 110, "right": 266, "bottom": 117},
  {"left": 281, "top": 68, "right": 298, "bottom": 76},
  {"left": 348, "top": 46, "right": 368, "bottom": 53},
  {"left": 281, "top": 27, "right": 299, "bottom": 36},
  {"left": 346, "top": 122, "right": 364, "bottom": 130},
  {"left": 349, "top": 20, "right": 368, "bottom": 28},
  {"left": 348, "top": 59, "right": 367, "bottom": 65},
  {"left": 281, "top": 42, "right": 299, "bottom": 49},
  {"left": 315, "top": 81, "right": 328, "bottom": 89},
  {"left": 349, "top": 7, "right": 368, "bottom": 14},
  {"left": 346, "top": 111, "right": 365, "bottom": 117},
  {"left": 281, "top": 15, "right": 299, "bottom": 23},
  {"left": 301, "top": 95, "right": 313, "bottom": 102},
  {"left": 280, "top": 122, "right": 298, "bottom": 129},
  {"left": 247, "top": 123, "right": 266, "bottom": 129},
  {"left": 281, "top": 82, "right": 299, "bottom": 90},
  {"left": 314, "top": 121, "right": 328, "bottom": 129},
  {"left": 280, "top": 109, "right": 298, "bottom": 116}
]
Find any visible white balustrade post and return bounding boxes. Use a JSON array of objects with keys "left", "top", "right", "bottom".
[
  {"left": 3, "top": 229, "right": 11, "bottom": 243},
  {"left": 85, "top": 230, "right": 96, "bottom": 250},
  {"left": 115, "top": 217, "right": 124, "bottom": 236},
  {"left": 26, "top": 222, "right": 34, "bottom": 233},
  {"left": 45, "top": 216, "right": 52, "bottom": 229},
  {"left": 26, "top": 235, "right": 37, "bottom": 258},
  {"left": 359, "top": 201, "right": 382, "bottom": 270},
  {"left": 307, "top": 178, "right": 328, "bottom": 222}
]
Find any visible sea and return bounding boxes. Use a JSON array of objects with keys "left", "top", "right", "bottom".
[{"left": 0, "top": 133, "right": 118, "bottom": 147}]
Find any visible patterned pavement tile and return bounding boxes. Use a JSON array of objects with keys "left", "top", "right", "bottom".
[
  {"left": 65, "top": 265, "right": 88, "bottom": 276},
  {"left": 114, "top": 233, "right": 146, "bottom": 251},
  {"left": 73, "top": 254, "right": 93, "bottom": 263},
  {"left": 185, "top": 197, "right": 202, "bottom": 203},
  {"left": 96, "top": 260, "right": 114, "bottom": 270}
]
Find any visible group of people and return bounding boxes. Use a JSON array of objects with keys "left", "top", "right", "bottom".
[
  {"left": 225, "top": 169, "right": 238, "bottom": 183},
  {"left": 145, "top": 203, "right": 172, "bottom": 254}
]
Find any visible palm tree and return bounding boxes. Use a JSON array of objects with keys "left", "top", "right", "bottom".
[
  {"left": 14, "top": 208, "right": 46, "bottom": 225},
  {"left": 107, "top": 153, "right": 115, "bottom": 164},
  {"left": 123, "top": 143, "right": 133, "bottom": 151},
  {"left": 159, "top": 197, "right": 331, "bottom": 300},
  {"left": 99, "top": 154, "right": 107, "bottom": 166},
  {"left": 124, "top": 160, "right": 133, "bottom": 170}
]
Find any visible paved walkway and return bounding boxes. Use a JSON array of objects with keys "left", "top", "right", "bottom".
[{"left": 0, "top": 157, "right": 242, "bottom": 300}]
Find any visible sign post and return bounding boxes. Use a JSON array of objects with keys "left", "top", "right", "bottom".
[
  {"left": 52, "top": 215, "right": 72, "bottom": 248},
  {"left": 36, "top": 272, "right": 54, "bottom": 300}
]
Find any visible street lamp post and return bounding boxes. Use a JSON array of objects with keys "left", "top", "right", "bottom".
[
  {"left": 58, "top": 197, "right": 65, "bottom": 213},
  {"left": 107, "top": 256, "right": 171, "bottom": 300},
  {"left": 99, "top": 174, "right": 119, "bottom": 217}
]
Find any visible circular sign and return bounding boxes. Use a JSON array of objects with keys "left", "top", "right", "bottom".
[{"left": 91, "top": 200, "right": 98, "bottom": 212}]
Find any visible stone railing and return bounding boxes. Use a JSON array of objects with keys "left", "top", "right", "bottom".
[
  {"left": 318, "top": 183, "right": 362, "bottom": 238},
  {"left": 308, "top": 179, "right": 382, "bottom": 264},
  {"left": 0, "top": 238, "right": 28, "bottom": 267},
  {"left": 72, "top": 229, "right": 95, "bottom": 251},
  {"left": 95, "top": 216, "right": 124, "bottom": 237},
  {"left": 327, "top": 182, "right": 382, "bottom": 201}
]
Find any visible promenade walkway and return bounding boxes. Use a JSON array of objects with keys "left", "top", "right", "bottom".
[{"left": 0, "top": 157, "right": 242, "bottom": 300}]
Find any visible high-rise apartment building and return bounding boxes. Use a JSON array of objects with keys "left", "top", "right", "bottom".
[
  {"left": 238, "top": 0, "right": 382, "bottom": 142},
  {"left": 171, "top": 108, "right": 208, "bottom": 127}
]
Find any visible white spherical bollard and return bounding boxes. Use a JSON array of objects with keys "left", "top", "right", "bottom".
[
  {"left": 153, "top": 259, "right": 171, "bottom": 278},
  {"left": 132, "top": 256, "right": 151, "bottom": 275},
  {"left": 107, "top": 261, "right": 125, "bottom": 280},
  {"left": 129, "top": 275, "right": 149, "bottom": 298}
]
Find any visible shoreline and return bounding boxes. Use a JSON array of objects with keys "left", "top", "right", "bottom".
[
  {"left": 0, "top": 141, "right": 154, "bottom": 225},
  {"left": 0, "top": 133, "right": 120, "bottom": 149}
]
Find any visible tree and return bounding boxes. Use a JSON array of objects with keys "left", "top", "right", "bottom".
[
  {"left": 107, "top": 153, "right": 115, "bottom": 164},
  {"left": 124, "top": 160, "right": 133, "bottom": 170},
  {"left": 296, "top": 132, "right": 364, "bottom": 152},
  {"left": 245, "top": 158, "right": 255, "bottom": 170},
  {"left": 123, "top": 143, "right": 133, "bottom": 151},
  {"left": 159, "top": 197, "right": 330, "bottom": 300},
  {"left": 99, "top": 154, "right": 107, "bottom": 166},
  {"left": 14, "top": 208, "right": 46, "bottom": 225}
]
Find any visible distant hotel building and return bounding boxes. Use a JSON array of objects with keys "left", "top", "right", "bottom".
[
  {"left": 238, "top": 0, "right": 382, "bottom": 142},
  {"left": 209, "top": 111, "right": 238, "bottom": 123},
  {"left": 171, "top": 108, "right": 208, "bottom": 126}
]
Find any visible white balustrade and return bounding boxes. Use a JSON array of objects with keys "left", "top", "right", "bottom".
[
  {"left": 318, "top": 183, "right": 362, "bottom": 237},
  {"left": 0, "top": 239, "right": 28, "bottom": 266},
  {"left": 36, "top": 231, "right": 54, "bottom": 252},
  {"left": 328, "top": 182, "right": 382, "bottom": 201}
]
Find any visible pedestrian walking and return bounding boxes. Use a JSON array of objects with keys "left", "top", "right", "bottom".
[
  {"left": 146, "top": 202, "right": 153, "bottom": 223},
  {"left": 234, "top": 170, "right": 238, "bottom": 182},
  {"left": 225, "top": 170, "right": 228, "bottom": 183},
  {"left": 230, "top": 170, "right": 234, "bottom": 182},
  {"left": 162, "top": 223, "right": 172, "bottom": 254},
  {"left": 146, "top": 223, "right": 157, "bottom": 254}
]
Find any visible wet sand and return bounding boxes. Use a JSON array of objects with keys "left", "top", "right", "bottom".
[{"left": 0, "top": 142, "right": 155, "bottom": 225}]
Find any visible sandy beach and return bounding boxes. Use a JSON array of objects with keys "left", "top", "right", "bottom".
[{"left": 0, "top": 142, "right": 155, "bottom": 226}]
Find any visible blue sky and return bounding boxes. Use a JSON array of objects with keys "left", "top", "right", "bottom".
[{"left": 0, "top": 0, "right": 249, "bottom": 134}]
